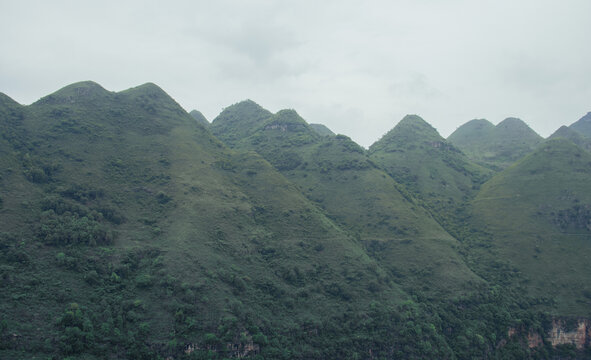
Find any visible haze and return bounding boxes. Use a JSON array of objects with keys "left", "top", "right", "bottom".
[{"left": 1, "top": 0, "right": 590, "bottom": 147}]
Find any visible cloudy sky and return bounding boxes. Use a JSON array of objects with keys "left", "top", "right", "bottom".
[{"left": 1, "top": 0, "right": 590, "bottom": 147}]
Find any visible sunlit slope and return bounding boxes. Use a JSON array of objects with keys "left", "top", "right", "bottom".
[
  {"left": 472, "top": 139, "right": 591, "bottom": 315},
  {"left": 212, "top": 104, "right": 484, "bottom": 297},
  {"left": 448, "top": 117, "right": 543, "bottom": 170}
]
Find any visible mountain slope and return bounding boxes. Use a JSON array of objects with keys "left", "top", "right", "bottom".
[
  {"left": 1, "top": 82, "right": 431, "bottom": 359},
  {"left": 549, "top": 125, "right": 591, "bottom": 151},
  {"left": 189, "top": 109, "right": 209, "bottom": 127},
  {"left": 368, "top": 115, "right": 491, "bottom": 215},
  {"left": 472, "top": 139, "right": 591, "bottom": 315},
  {"left": 309, "top": 123, "right": 335, "bottom": 137},
  {"left": 212, "top": 106, "right": 484, "bottom": 299},
  {"left": 569, "top": 111, "right": 591, "bottom": 137},
  {"left": 448, "top": 117, "right": 543, "bottom": 169}
]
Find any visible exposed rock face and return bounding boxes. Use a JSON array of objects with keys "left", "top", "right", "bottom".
[
  {"left": 507, "top": 318, "right": 591, "bottom": 350},
  {"left": 549, "top": 319, "right": 591, "bottom": 350}
]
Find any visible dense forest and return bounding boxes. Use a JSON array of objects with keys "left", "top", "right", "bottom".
[{"left": 1, "top": 81, "right": 590, "bottom": 359}]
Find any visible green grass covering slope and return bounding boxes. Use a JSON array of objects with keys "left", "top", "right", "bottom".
[
  {"left": 189, "top": 109, "right": 209, "bottom": 127},
  {"left": 569, "top": 111, "right": 591, "bottom": 138},
  {"left": 0, "top": 82, "right": 429, "bottom": 359},
  {"left": 212, "top": 106, "right": 484, "bottom": 299},
  {"left": 368, "top": 115, "right": 491, "bottom": 222},
  {"left": 448, "top": 117, "right": 543, "bottom": 170},
  {"left": 309, "top": 123, "right": 335, "bottom": 137},
  {"left": 549, "top": 125, "right": 591, "bottom": 152},
  {"left": 472, "top": 139, "right": 591, "bottom": 316},
  {"left": 0, "top": 83, "right": 574, "bottom": 359}
]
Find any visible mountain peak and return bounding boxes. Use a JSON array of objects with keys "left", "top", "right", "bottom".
[
  {"left": 0, "top": 92, "right": 21, "bottom": 107},
  {"left": 33, "top": 81, "right": 111, "bottom": 105},
  {"left": 369, "top": 115, "right": 445, "bottom": 154},
  {"left": 210, "top": 100, "right": 274, "bottom": 147},
  {"left": 569, "top": 111, "right": 591, "bottom": 137},
  {"left": 189, "top": 110, "right": 209, "bottom": 127}
]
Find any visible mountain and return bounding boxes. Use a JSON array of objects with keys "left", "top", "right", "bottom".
[
  {"left": 189, "top": 109, "right": 209, "bottom": 127},
  {"left": 569, "top": 111, "right": 591, "bottom": 137},
  {"left": 448, "top": 117, "right": 543, "bottom": 170},
  {"left": 471, "top": 139, "right": 591, "bottom": 315},
  {"left": 212, "top": 106, "right": 484, "bottom": 299},
  {"left": 368, "top": 115, "right": 491, "bottom": 217},
  {"left": 1, "top": 82, "right": 429, "bottom": 359},
  {"left": 309, "top": 123, "right": 335, "bottom": 137},
  {"left": 1, "top": 82, "right": 585, "bottom": 359},
  {"left": 549, "top": 125, "right": 591, "bottom": 151}
]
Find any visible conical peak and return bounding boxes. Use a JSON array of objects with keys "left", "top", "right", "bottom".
[
  {"left": 190, "top": 110, "right": 209, "bottom": 127},
  {"left": 463, "top": 118, "right": 495, "bottom": 129},
  {"left": 263, "top": 109, "right": 312, "bottom": 134},
  {"left": 393, "top": 114, "right": 441, "bottom": 139},
  {"left": 33, "top": 80, "right": 111, "bottom": 105},
  {"left": 120, "top": 82, "right": 170, "bottom": 99},
  {"left": 0, "top": 92, "right": 21, "bottom": 107},
  {"left": 497, "top": 117, "right": 527, "bottom": 129}
]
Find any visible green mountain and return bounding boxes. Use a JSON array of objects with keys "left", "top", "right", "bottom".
[
  {"left": 1, "top": 82, "right": 426, "bottom": 359},
  {"left": 1, "top": 82, "right": 585, "bottom": 359},
  {"left": 472, "top": 139, "right": 591, "bottom": 315},
  {"left": 309, "top": 123, "right": 335, "bottom": 137},
  {"left": 569, "top": 111, "right": 591, "bottom": 137},
  {"left": 212, "top": 107, "right": 484, "bottom": 299},
  {"left": 368, "top": 115, "right": 491, "bottom": 217},
  {"left": 189, "top": 109, "right": 209, "bottom": 127},
  {"left": 549, "top": 125, "right": 591, "bottom": 151},
  {"left": 448, "top": 117, "right": 543, "bottom": 170}
]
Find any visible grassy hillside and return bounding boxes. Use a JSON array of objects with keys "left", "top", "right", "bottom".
[
  {"left": 212, "top": 107, "right": 484, "bottom": 299},
  {"left": 189, "top": 109, "right": 209, "bottom": 127},
  {"left": 549, "top": 125, "right": 591, "bottom": 151},
  {"left": 309, "top": 123, "right": 335, "bottom": 137},
  {"left": 0, "top": 83, "right": 578, "bottom": 359},
  {"left": 448, "top": 117, "right": 543, "bottom": 170},
  {"left": 368, "top": 115, "right": 491, "bottom": 227},
  {"left": 472, "top": 139, "right": 591, "bottom": 316},
  {"left": 1, "top": 82, "right": 433, "bottom": 359},
  {"left": 569, "top": 111, "right": 591, "bottom": 137}
]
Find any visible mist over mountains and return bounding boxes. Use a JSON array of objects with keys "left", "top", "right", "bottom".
[{"left": 1, "top": 81, "right": 590, "bottom": 359}]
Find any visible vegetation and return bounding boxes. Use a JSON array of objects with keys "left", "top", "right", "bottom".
[
  {"left": 448, "top": 117, "right": 543, "bottom": 170},
  {"left": 0, "top": 81, "right": 589, "bottom": 359}
]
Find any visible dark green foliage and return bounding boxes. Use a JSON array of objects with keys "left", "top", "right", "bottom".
[
  {"left": 37, "top": 210, "right": 114, "bottom": 246},
  {"left": 1, "top": 83, "right": 589, "bottom": 359}
]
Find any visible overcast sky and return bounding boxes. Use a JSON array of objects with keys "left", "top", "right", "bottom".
[{"left": 1, "top": 0, "right": 590, "bottom": 147}]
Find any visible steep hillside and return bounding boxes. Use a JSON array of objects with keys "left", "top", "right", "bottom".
[
  {"left": 0, "top": 82, "right": 430, "bottom": 359},
  {"left": 0, "top": 83, "right": 577, "bottom": 359},
  {"left": 368, "top": 115, "right": 491, "bottom": 220},
  {"left": 309, "top": 123, "right": 335, "bottom": 137},
  {"left": 189, "top": 109, "right": 209, "bottom": 127},
  {"left": 212, "top": 106, "right": 484, "bottom": 299},
  {"left": 569, "top": 111, "right": 591, "bottom": 137},
  {"left": 448, "top": 117, "right": 543, "bottom": 170},
  {"left": 549, "top": 125, "right": 591, "bottom": 151},
  {"left": 472, "top": 139, "right": 591, "bottom": 316}
]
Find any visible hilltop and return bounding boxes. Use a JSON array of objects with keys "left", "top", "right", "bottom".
[
  {"left": 0, "top": 82, "right": 587, "bottom": 359},
  {"left": 569, "top": 112, "right": 591, "bottom": 137},
  {"left": 448, "top": 117, "right": 543, "bottom": 170}
]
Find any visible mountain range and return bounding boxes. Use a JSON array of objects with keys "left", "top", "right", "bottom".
[{"left": 1, "top": 81, "right": 590, "bottom": 359}]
